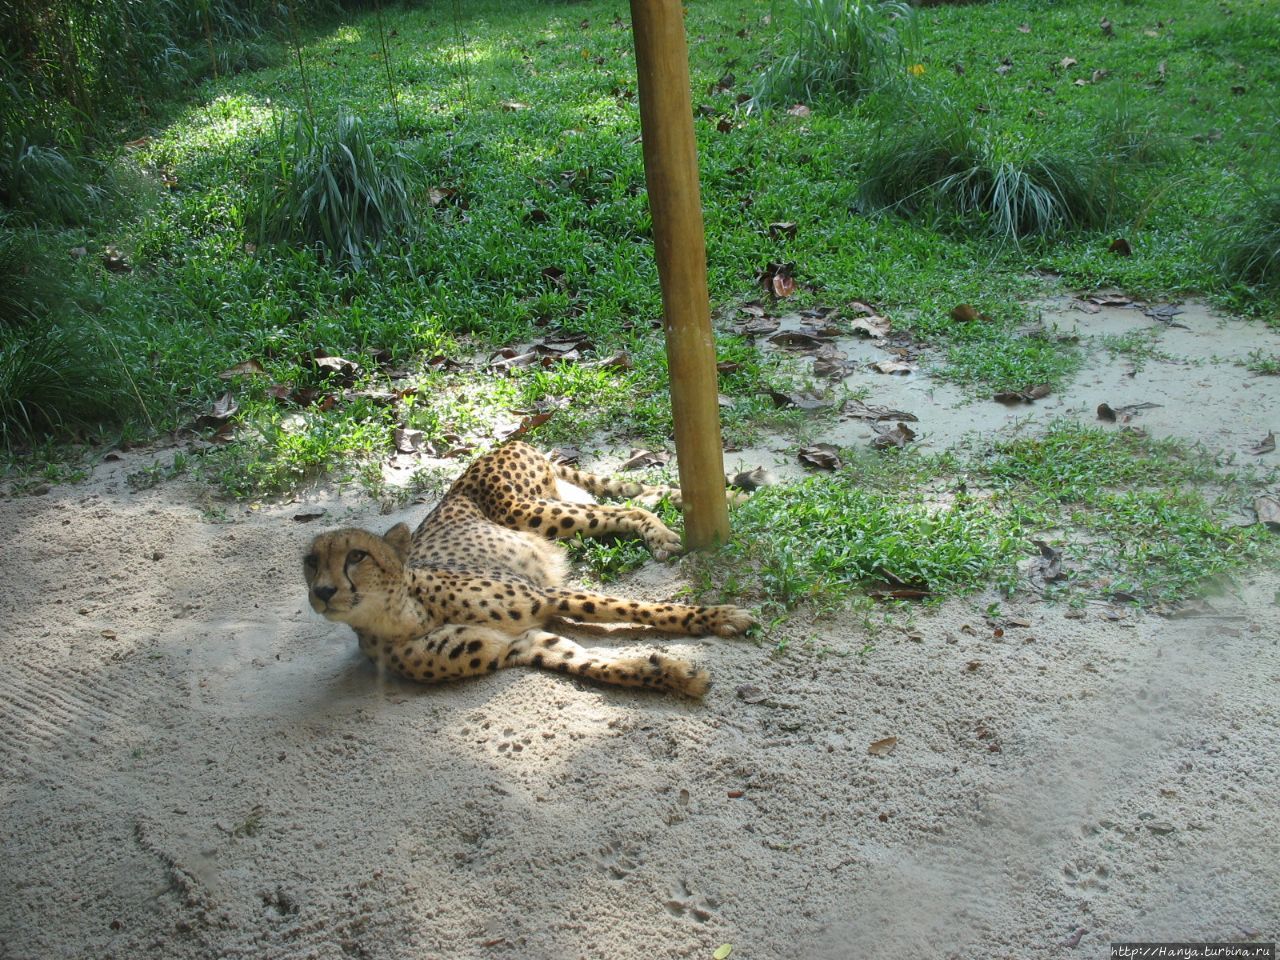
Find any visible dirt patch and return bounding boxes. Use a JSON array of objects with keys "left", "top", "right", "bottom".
[{"left": 2, "top": 303, "right": 1278, "bottom": 958}]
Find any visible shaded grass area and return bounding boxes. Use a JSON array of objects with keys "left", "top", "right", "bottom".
[{"left": 1, "top": 0, "right": 1277, "bottom": 490}]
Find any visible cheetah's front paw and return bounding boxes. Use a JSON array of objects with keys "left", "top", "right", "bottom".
[{"left": 646, "top": 527, "right": 684, "bottom": 562}]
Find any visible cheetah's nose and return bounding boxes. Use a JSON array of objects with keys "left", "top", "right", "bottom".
[{"left": 313, "top": 585, "right": 338, "bottom": 603}]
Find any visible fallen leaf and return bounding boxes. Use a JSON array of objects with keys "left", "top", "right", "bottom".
[
  {"left": 950, "top": 303, "right": 985, "bottom": 323},
  {"left": 620, "top": 449, "right": 671, "bottom": 471},
  {"left": 1092, "top": 68, "right": 1110, "bottom": 83},
  {"left": 798, "top": 443, "right": 842, "bottom": 471},
  {"left": 1086, "top": 290, "right": 1134, "bottom": 307},
  {"left": 994, "top": 383, "right": 1051, "bottom": 404},
  {"left": 1144, "top": 303, "right": 1185, "bottom": 324},
  {"left": 1097, "top": 402, "right": 1117, "bottom": 422},
  {"left": 1032, "top": 540, "right": 1066, "bottom": 582},
  {"left": 1060, "top": 56, "right": 1078, "bottom": 69},
  {"left": 868, "top": 736, "right": 898, "bottom": 757},
  {"left": 964, "top": 660, "right": 982, "bottom": 672},
  {"left": 757, "top": 261, "right": 797, "bottom": 298},
  {"left": 767, "top": 221, "right": 798, "bottom": 240},
  {"left": 1070, "top": 298, "right": 1101, "bottom": 314},
  {"left": 292, "top": 510, "right": 327, "bottom": 523},
  {"left": 210, "top": 392, "right": 238, "bottom": 420},
  {"left": 496, "top": 411, "right": 554, "bottom": 440},
  {"left": 871, "top": 359, "right": 914, "bottom": 375},
  {"left": 103, "top": 245, "right": 130, "bottom": 273},
  {"left": 843, "top": 400, "right": 918, "bottom": 422},
  {"left": 767, "top": 330, "right": 828, "bottom": 351},
  {"left": 1100, "top": 17, "right": 1113, "bottom": 36},
  {"left": 812, "top": 350, "right": 855, "bottom": 379},
  {"left": 217, "top": 359, "right": 266, "bottom": 379},
  {"left": 849, "top": 315, "right": 892, "bottom": 338},
  {"left": 1249, "top": 431, "right": 1275, "bottom": 456},
  {"left": 735, "top": 684, "right": 768, "bottom": 704},
  {"left": 1107, "top": 237, "right": 1132, "bottom": 256},
  {"left": 310, "top": 354, "right": 361, "bottom": 384},
  {"left": 1017, "top": 22, "right": 1031, "bottom": 33},
  {"left": 499, "top": 100, "right": 530, "bottom": 111},
  {"left": 1256, "top": 495, "right": 1280, "bottom": 530},
  {"left": 713, "top": 946, "right": 734, "bottom": 960},
  {"left": 763, "top": 388, "right": 829, "bottom": 410},
  {"left": 871, "top": 421, "right": 917, "bottom": 450},
  {"left": 1098, "top": 400, "right": 1162, "bottom": 423},
  {"left": 394, "top": 427, "right": 427, "bottom": 454},
  {"left": 69, "top": 246, "right": 88, "bottom": 258},
  {"left": 995, "top": 58, "right": 1013, "bottom": 76},
  {"left": 786, "top": 103, "right": 811, "bottom": 117}
]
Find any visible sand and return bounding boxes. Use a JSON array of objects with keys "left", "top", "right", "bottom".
[{"left": 2, "top": 299, "right": 1277, "bottom": 959}]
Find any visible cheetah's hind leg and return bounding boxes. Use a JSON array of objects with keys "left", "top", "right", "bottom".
[{"left": 506, "top": 629, "right": 710, "bottom": 697}]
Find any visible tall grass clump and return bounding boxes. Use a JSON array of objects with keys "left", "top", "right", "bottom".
[
  {"left": 751, "top": 0, "right": 917, "bottom": 108},
  {"left": 0, "top": 138, "right": 105, "bottom": 226},
  {"left": 1212, "top": 184, "right": 1280, "bottom": 298},
  {"left": 856, "top": 105, "right": 1132, "bottom": 241},
  {"left": 252, "top": 109, "right": 416, "bottom": 270}
]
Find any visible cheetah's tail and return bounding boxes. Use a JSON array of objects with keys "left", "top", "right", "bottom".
[{"left": 551, "top": 461, "right": 682, "bottom": 506}]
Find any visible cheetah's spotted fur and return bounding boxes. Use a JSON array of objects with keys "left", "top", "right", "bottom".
[{"left": 304, "top": 442, "right": 753, "bottom": 696}]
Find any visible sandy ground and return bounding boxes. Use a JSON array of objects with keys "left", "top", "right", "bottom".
[{"left": 2, "top": 300, "right": 1278, "bottom": 960}]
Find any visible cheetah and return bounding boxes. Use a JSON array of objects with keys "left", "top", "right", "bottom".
[{"left": 305, "top": 442, "right": 754, "bottom": 696}]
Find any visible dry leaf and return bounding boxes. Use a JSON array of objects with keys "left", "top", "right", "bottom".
[
  {"left": 1060, "top": 56, "right": 1079, "bottom": 69},
  {"left": 1032, "top": 540, "right": 1066, "bottom": 582},
  {"left": 499, "top": 100, "right": 530, "bottom": 112},
  {"left": 394, "top": 427, "right": 427, "bottom": 454},
  {"left": 798, "top": 443, "right": 842, "bottom": 471},
  {"left": 872, "top": 359, "right": 915, "bottom": 375},
  {"left": 994, "top": 383, "right": 1051, "bottom": 404},
  {"left": 868, "top": 736, "right": 898, "bottom": 757},
  {"left": 786, "top": 103, "right": 811, "bottom": 117},
  {"left": 849, "top": 315, "right": 892, "bottom": 338},
  {"left": 735, "top": 684, "right": 768, "bottom": 704},
  {"left": 727, "top": 466, "right": 773, "bottom": 491},
  {"left": 767, "top": 221, "right": 798, "bottom": 240},
  {"left": 497, "top": 411, "right": 554, "bottom": 440},
  {"left": 1108, "top": 237, "right": 1132, "bottom": 256},
  {"left": 843, "top": 399, "right": 918, "bottom": 422},
  {"left": 102, "top": 245, "right": 130, "bottom": 273},
  {"left": 763, "top": 388, "right": 829, "bottom": 410},
  {"left": 1255, "top": 495, "right": 1280, "bottom": 530},
  {"left": 292, "top": 510, "right": 327, "bottom": 523},
  {"left": 767, "top": 330, "right": 828, "bottom": 351},
  {"left": 950, "top": 303, "right": 986, "bottom": 323},
  {"left": 217, "top": 359, "right": 266, "bottom": 379},
  {"left": 871, "top": 421, "right": 916, "bottom": 450},
  {"left": 1249, "top": 431, "right": 1276, "bottom": 456}
]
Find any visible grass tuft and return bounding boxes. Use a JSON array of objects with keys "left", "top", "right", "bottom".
[
  {"left": 751, "top": 0, "right": 917, "bottom": 108},
  {"left": 857, "top": 104, "right": 1130, "bottom": 241},
  {"left": 1212, "top": 184, "right": 1280, "bottom": 299},
  {"left": 252, "top": 108, "right": 416, "bottom": 269}
]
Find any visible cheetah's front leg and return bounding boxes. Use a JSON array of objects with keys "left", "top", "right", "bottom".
[
  {"left": 502, "top": 498, "right": 683, "bottom": 560},
  {"left": 359, "top": 624, "right": 513, "bottom": 682}
]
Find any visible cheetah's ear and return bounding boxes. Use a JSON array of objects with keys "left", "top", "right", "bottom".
[{"left": 383, "top": 522, "right": 411, "bottom": 559}]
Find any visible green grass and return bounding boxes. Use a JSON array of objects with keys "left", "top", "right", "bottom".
[{"left": 2, "top": 0, "right": 1279, "bottom": 607}]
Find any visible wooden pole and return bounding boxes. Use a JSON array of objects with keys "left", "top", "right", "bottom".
[{"left": 629, "top": 0, "right": 730, "bottom": 550}]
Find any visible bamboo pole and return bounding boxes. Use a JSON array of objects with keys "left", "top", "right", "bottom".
[{"left": 629, "top": 0, "right": 730, "bottom": 550}]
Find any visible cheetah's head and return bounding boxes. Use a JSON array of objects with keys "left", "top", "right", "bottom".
[{"left": 303, "top": 523, "right": 412, "bottom": 626}]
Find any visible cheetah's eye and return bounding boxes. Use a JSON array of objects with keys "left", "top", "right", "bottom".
[
  {"left": 347, "top": 549, "right": 369, "bottom": 565},
  {"left": 304, "top": 554, "right": 318, "bottom": 569}
]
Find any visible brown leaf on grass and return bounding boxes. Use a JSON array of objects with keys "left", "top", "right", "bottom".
[
  {"left": 767, "top": 221, "right": 798, "bottom": 240},
  {"left": 489, "top": 349, "right": 539, "bottom": 371},
  {"left": 757, "top": 261, "right": 797, "bottom": 298},
  {"left": 871, "top": 421, "right": 917, "bottom": 450},
  {"left": 1100, "top": 17, "right": 1113, "bottom": 36},
  {"left": 620, "top": 449, "right": 671, "bottom": 471},
  {"left": 1017, "top": 22, "right": 1031, "bottom": 33},
  {"left": 540, "top": 265, "right": 567, "bottom": 287},
  {"left": 843, "top": 399, "right": 918, "bottom": 422},
  {"left": 427, "top": 187, "right": 457, "bottom": 207},
  {"left": 994, "top": 383, "right": 1051, "bottom": 404},
  {"left": 786, "top": 103, "right": 811, "bottom": 117},
  {"left": 1107, "top": 237, "right": 1132, "bottom": 256},
  {"left": 798, "top": 443, "right": 842, "bottom": 471},
  {"left": 1069, "top": 297, "right": 1102, "bottom": 314},
  {"left": 1248, "top": 431, "right": 1276, "bottom": 456},
  {"left": 868, "top": 736, "right": 898, "bottom": 757},
  {"left": 1255, "top": 495, "right": 1280, "bottom": 530},
  {"left": 1060, "top": 56, "right": 1078, "bottom": 70},
  {"left": 871, "top": 359, "right": 915, "bottom": 375},
  {"left": 310, "top": 354, "right": 361, "bottom": 384},
  {"left": 1144, "top": 303, "right": 1185, "bottom": 324},
  {"left": 499, "top": 100, "right": 530, "bottom": 112},
  {"left": 709, "top": 72, "right": 736, "bottom": 95},
  {"left": 103, "top": 245, "right": 130, "bottom": 273},
  {"left": 218, "top": 359, "right": 266, "bottom": 379},
  {"left": 950, "top": 303, "right": 988, "bottom": 323},
  {"left": 589, "top": 351, "right": 634, "bottom": 371},
  {"left": 868, "top": 570, "right": 930, "bottom": 601},
  {"left": 995, "top": 58, "right": 1013, "bottom": 76},
  {"left": 763, "top": 388, "right": 829, "bottom": 410}
]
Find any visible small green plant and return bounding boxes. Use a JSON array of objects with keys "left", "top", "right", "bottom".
[
  {"left": 252, "top": 108, "right": 416, "bottom": 269},
  {"left": 857, "top": 105, "right": 1129, "bottom": 241},
  {"left": 1212, "top": 184, "right": 1280, "bottom": 298},
  {"left": 751, "top": 0, "right": 916, "bottom": 108},
  {"left": 1244, "top": 349, "right": 1280, "bottom": 376}
]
